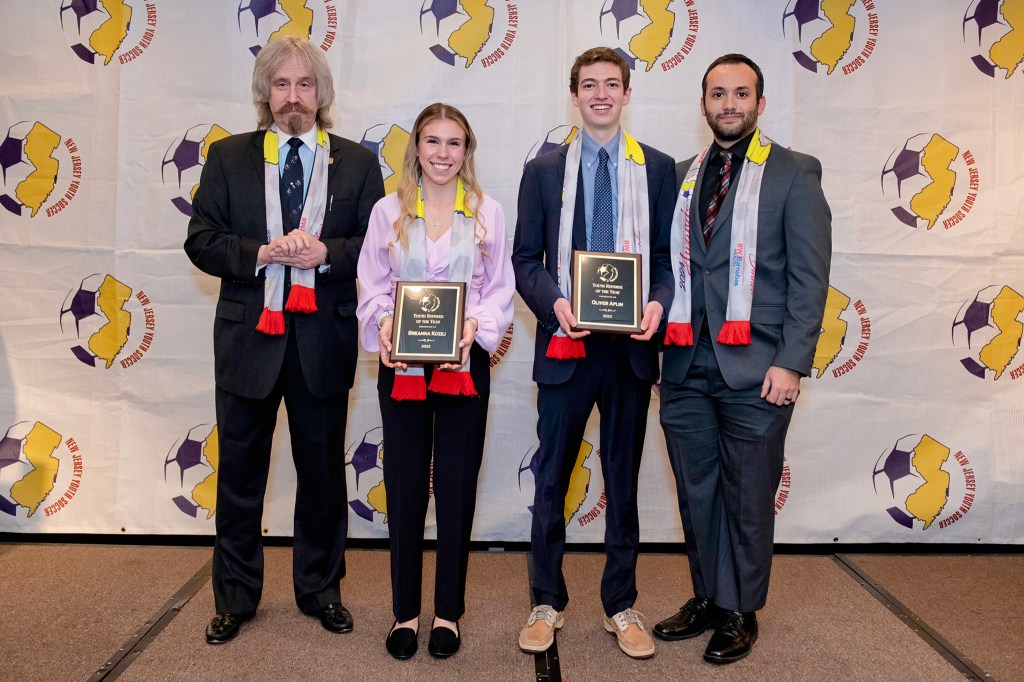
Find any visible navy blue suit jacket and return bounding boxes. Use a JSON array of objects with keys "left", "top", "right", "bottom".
[
  {"left": 185, "top": 130, "right": 385, "bottom": 399},
  {"left": 512, "top": 141, "right": 676, "bottom": 384}
]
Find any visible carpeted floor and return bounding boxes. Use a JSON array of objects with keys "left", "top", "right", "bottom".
[
  {"left": 0, "top": 544, "right": 1020, "bottom": 681},
  {"left": 550, "top": 553, "right": 969, "bottom": 681},
  {"left": 848, "top": 554, "right": 1024, "bottom": 682},
  {"left": 0, "top": 544, "right": 210, "bottom": 682},
  {"left": 118, "top": 548, "right": 534, "bottom": 681}
]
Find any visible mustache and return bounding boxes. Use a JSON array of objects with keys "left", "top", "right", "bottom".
[{"left": 274, "top": 102, "right": 315, "bottom": 116}]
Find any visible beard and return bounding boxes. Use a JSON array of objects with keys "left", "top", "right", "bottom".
[
  {"left": 705, "top": 108, "right": 758, "bottom": 143},
  {"left": 274, "top": 103, "right": 315, "bottom": 135}
]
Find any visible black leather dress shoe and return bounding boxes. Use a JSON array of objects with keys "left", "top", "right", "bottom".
[
  {"left": 205, "top": 612, "right": 254, "bottom": 645},
  {"left": 386, "top": 622, "right": 418, "bottom": 660},
  {"left": 427, "top": 622, "right": 460, "bottom": 659},
  {"left": 653, "top": 597, "right": 718, "bottom": 641},
  {"left": 315, "top": 602, "right": 353, "bottom": 633},
  {"left": 704, "top": 610, "right": 758, "bottom": 664}
]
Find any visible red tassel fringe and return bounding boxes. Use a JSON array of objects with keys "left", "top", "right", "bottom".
[
  {"left": 664, "top": 322, "right": 694, "bottom": 347},
  {"left": 256, "top": 308, "right": 285, "bottom": 335},
  {"left": 428, "top": 370, "right": 478, "bottom": 396},
  {"left": 717, "top": 320, "right": 751, "bottom": 346},
  {"left": 391, "top": 374, "right": 426, "bottom": 401},
  {"left": 545, "top": 335, "right": 586, "bottom": 360},
  {"left": 285, "top": 285, "right": 318, "bottom": 313}
]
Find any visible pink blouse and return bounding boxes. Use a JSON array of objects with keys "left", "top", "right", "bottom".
[{"left": 356, "top": 192, "right": 515, "bottom": 354}]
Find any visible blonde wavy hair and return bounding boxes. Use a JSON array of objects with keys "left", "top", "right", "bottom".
[{"left": 392, "top": 103, "right": 487, "bottom": 253}]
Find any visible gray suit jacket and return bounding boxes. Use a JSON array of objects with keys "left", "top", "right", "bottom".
[
  {"left": 661, "top": 145, "right": 831, "bottom": 390},
  {"left": 184, "top": 131, "right": 385, "bottom": 399}
]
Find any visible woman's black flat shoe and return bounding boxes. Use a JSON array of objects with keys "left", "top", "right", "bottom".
[
  {"left": 386, "top": 622, "right": 418, "bottom": 660},
  {"left": 427, "top": 622, "right": 460, "bottom": 658}
]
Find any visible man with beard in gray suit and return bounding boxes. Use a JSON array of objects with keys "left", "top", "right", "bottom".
[{"left": 654, "top": 53, "right": 831, "bottom": 664}]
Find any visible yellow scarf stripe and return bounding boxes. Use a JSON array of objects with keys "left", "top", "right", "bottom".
[
  {"left": 624, "top": 131, "right": 645, "bottom": 165},
  {"left": 415, "top": 185, "right": 425, "bottom": 219},
  {"left": 417, "top": 179, "right": 472, "bottom": 218},
  {"left": 557, "top": 128, "right": 581, "bottom": 201},
  {"left": 454, "top": 178, "right": 472, "bottom": 217},
  {"left": 746, "top": 128, "right": 771, "bottom": 165},
  {"left": 263, "top": 130, "right": 279, "bottom": 164},
  {"left": 264, "top": 128, "right": 327, "bottom": 164}
]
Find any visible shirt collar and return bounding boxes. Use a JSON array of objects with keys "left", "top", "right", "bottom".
[
  {"left": 581, "top": 128, "right": 620, "bottom": 169},
  {"left": 272, "top": 124, "right": 319, "bottom": 152}
]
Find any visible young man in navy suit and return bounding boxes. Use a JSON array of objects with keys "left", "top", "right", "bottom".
[
  {"left": 185, "top": 36, "right": 384, "bottom": 644},
  {"left": 513, "top": 47, "right": 676, "bottom": 660},
  {"left": 654, "top": 54, "right": 831, "bottom": 664}
]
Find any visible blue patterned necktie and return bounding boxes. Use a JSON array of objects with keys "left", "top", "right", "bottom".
[
  {"left": 281, "top": 137, "right": 304, "bottom": 232},
  {"left": 591, "top": 148, "right": 614, "bottom": 252},
  {"left": 704, "top": 150, "right": 732, "bottom": 244}
]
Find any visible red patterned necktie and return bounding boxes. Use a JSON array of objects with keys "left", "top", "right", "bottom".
[{"left": 704, "top": 150, "right": 732, "bottom": 244}]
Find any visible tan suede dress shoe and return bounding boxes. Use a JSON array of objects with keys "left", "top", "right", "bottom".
[
  {"left": 518, "top": 605, "right": 564, "bottom": 653},
  {"left": 603, "top": 608, "right": 655, "bottom": 658}
]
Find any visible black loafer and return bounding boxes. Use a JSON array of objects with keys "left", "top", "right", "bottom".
[
  {"left": 653, "top": 597, "right": 718, "bottom": 641},
  {"left": 315, "top": 602, "right": 353, "bottom": 633},
  {"left": 205, "top": 612, "right": 254, "bottom": 644},
  {"left": 427, "top": 622, "right": 460, "bottom": 659},
  {"left": 386, "top": 622, "right": 418, "bottom": 660},
  {"left": 704, "top": 610, "right": 758, "bottom": 664}
]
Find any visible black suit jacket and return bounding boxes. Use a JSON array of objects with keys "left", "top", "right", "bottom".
[
  {"left": 185, "top": 130, "right": 385, "bottom": 399},
  {"left": 662, "top": 146, "right": 832, "bottom": 389},
  {"left": 512, "top": 141, "right": 676, "bottom": 384}
]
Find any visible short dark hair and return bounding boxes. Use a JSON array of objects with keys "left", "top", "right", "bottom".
[
  {"left": 701, "top": 53, "right": 764, "bottom": 100},
  {"left": 569, "top": 47, "right": 630, "bottom": 94}
]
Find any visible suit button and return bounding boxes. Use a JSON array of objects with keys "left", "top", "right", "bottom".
[{"left": 705, "top": 269, "right": 711, "bottom": 275}]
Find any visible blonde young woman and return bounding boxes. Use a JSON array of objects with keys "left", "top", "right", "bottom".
[{"left": 356, "top": 103, "right": 514, "bottom": 659}]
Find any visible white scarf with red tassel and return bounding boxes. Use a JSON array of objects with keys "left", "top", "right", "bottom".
[
  {"left": 391, "top": 180, "right": 479, "bottom": 401},
  {"left": 548, "top": 129, "right": 650, "bottom": 359},
  {"left": 256, "top": 127, "right": 329, "bottom": 335},
  {"left": 665, "top": 128, "right": 771, "bottom": 347}
]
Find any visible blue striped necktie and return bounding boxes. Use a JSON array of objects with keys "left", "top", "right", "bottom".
[{"left": 591, "top": 148, "right": 614, "bottom": 252}]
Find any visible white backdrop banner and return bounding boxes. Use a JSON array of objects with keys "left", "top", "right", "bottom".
[{"left": 1, "top": 0, "right": 1022, "bottom": 544}]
